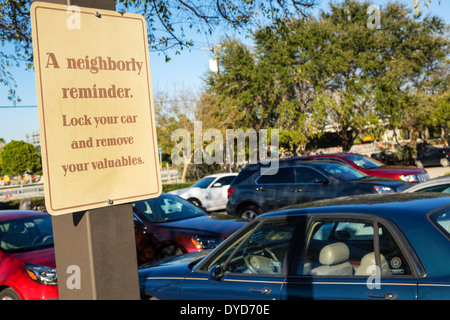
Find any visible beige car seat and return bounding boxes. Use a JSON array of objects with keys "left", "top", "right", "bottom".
[{"left": 310, "top": 242, "right": 353, "bottom": 276}]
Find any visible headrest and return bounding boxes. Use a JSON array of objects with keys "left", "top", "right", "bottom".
[
  {"left": 319, "top": 242, "right": 350, "bottom": 265},
  {"left": 355, "top": 252, "right": 390, "bottom": 275}
]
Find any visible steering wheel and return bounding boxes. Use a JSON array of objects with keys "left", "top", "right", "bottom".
[
  {"left": 32, "top": 234, "right": 53, "bottom": 245},
  {"left": 244, "top": 247, "right": 280, "bottom": 274}
]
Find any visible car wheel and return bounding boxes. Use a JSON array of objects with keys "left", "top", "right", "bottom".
[
  {"left": 0, "top": 288, "right": 20, "bottom": 300},
  {"left": 415, "top": 160, "right": 424, "bottom": 169},
  {"left": 441, "top": 158, "right": 449, "bottom": 167},
  {"left": 156, "top": 245, "right": 184, "bottom": 260},
  {"left": 188, "top": 198, "right": 202, "bottom": 207},
  {"left": 239, "top": 204, "right": 261, "bottom": 221}
]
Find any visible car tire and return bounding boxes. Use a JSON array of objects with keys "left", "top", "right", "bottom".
[
  {"left": 441, "top": 158, "right": 449, "bottom": 167},
  {"left": 0, "top": 288, "right": 20, "bottom": 300},
  {"left": 188, "top": 198, "right": 202, "bottom": 207},
  {"left": 239, "top": 204, "right": 262, "bottom": 221},
  {"left": 415, "top": 160, "right": 424, "bottom": 169}
]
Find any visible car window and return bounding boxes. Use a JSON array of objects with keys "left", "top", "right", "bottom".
[
  {"left": 0, "top": 216, "right": 53, "bottom": 252},
  {"left": 133, "top": 195, "right": 206, "bottom": 223},
  {"left": 257, "top": 167, "right": 294, "bottom": 184},
  {"left": 344, "top": 154, "right": 383, "bottom": 169},
  {"left": 416, "top": 184, "right": 450, "bottom": 193},
  {"left": 430, "top": 209, "right": 450, "bottom": 239},
  {"left": 215, "top": 176, "right": 236, "bottom": 186},
  {"left": 296, "top": 218, "right": 412, "bottom": 277},
  {"left": 313, "top": 162, "right": 367, "bottom": 181},
  {"left": 192, "top": 177, "right": 216, "bottom": 188},
  {"left": 294, "top": 167, "right": 329, "bottom": 184},
  {"left": 201, "top": 218, "right": 298, "bottom": 275}
]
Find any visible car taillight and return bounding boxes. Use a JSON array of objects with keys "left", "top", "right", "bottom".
[{"left": 227, "top": 187, "right": 235, "bottom": 199}]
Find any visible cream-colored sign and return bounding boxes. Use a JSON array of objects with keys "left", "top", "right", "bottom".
[{"left": 31, "top": 2, "right": 161, "bottom": 215}]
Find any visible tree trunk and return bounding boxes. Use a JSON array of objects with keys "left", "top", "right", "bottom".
[
  {"left": 409, "top": 129, "right": 419, "bottom": 161},
  {"left": 341, "top": 128, "right": 354, "bottom": 152}
]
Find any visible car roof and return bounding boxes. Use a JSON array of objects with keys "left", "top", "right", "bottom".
[
  {"left": 294, "top": 153, "right": 362, "bottom": 158},
  {"left": 260, "top": 193, "right": 450, "bottom": 220},
  {"left": 242, "top": 159, "right": 351, "bottom": 170},
  {"left": 204, "top": 173, "right": 238, "bottom": 178},
  {"left": 0, "top": 210, "right": 49, "bottom": 223}
]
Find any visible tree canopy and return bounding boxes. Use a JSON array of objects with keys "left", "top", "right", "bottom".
[
  {"left": 199, "top": 0, "right": 449, "bottom": 156},
  {"left": 0, "top": 140, "right": 41, "bottom": 176},
  {"left": 0, "top": 0, "right": 319, "bottom": 104}
]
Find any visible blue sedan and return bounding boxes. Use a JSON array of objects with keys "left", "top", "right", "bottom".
[{"left": 139, "top": 193, "right": 450, "bottom": 300}]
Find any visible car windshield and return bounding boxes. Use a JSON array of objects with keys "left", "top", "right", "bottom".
[
  {"left": 344, "top": 154, "right": 384, "bottom": 169},
  {"left": 313, "top": 162, "right": 368, "bottom": 181},
  {"left": 133, "top": 194, "right": 207, "bottom": 223},
  {"left": 0, "top": 215, "right": 53, "bottom": 252},
  {"left": 192, "top": 177, "right": 216, "bottom": 188}
]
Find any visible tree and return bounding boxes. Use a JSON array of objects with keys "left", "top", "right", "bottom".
[
  {"left": 0, "top": 140, "right": 41, "bottom": 177},
  {"left": 201, "top": 0, "right": 448, "bottom": 155},
  {"left": 0, "top": 0, "right": 318, "bottom": 104},
  {"left": 372, "top": 1, "right": 449, "bottom": 158}
]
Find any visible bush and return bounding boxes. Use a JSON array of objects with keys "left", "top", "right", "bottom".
[
  {"left": 0, "top": 197, "right": 46, "bottom": 210},
  {"left": 162, "top": 182, "right": 194, "bottom": 193}
]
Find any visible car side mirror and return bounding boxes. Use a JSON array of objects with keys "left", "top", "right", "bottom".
[
  {"left": 133, "top": 217, "right": 147, "bottom": 231},
  {"left": 213, "top": 182, "right": 222, "bottom": 188},
  {"left": 208, "top": 264, "right": 223, "bottom": 281},
  {"left": 314, "top": 178, "right": 329, "bottom": 184}
]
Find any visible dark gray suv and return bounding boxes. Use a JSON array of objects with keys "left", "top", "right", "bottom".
[{"left": 226, "top": 160, "right": 409, "bottom": 220}]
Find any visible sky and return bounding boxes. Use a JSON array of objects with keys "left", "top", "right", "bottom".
[{"left": 0, "top": 0, "right": 448, "bottom": 144}]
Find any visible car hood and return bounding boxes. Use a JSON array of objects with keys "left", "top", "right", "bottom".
[
  {"left": 351, "top": 176, "right": 409, "bottom": 190},
  {"left": 366, "top": 166, "right": 426, "bottom": 174},
  {"left": 11, "top": 247, "right": 56, "bottom": 268},
  {"left": 139, "top": 250, "right": 209, "bottom": 277},
  {"left": 157, "top": 214, "right": 246, "bottom": 237},
  {"left": 168, "top": 188, "right": 196, "bottom": 196}
]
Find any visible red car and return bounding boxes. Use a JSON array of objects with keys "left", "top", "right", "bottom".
[
  {"left": 133, "top": 193, "right": 246, "bottom": 264},
  {"left": 0, "top": 195, "right": 245, "bottom": 299},
  {"left": 0, "top": 210, "right": 57, "bottom": 300},
  {"left": 294, "top": 153, "right": 429, "bottom": 183}
]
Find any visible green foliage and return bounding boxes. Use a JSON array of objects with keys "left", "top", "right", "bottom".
[
  {"left": 162, "top": 182, "right": 194, "bottom": 193},
  {"left": 0, "top": 140, "right": 41, "bottom": 176},
  {"left": 200, "top": 0, "right": 448, "bottom": 154},
  {"left": 0, "top": 196, "right": 46, "bottom": 210},
  {"left": 0, "top": 0, "right": 319, "bottom": 104}
]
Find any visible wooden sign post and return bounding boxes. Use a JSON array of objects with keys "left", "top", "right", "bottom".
[{"left": 31, "top": 0, "right": 161, "bottom": 299}]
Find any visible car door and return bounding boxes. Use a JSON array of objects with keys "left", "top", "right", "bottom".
[
  {"left": 255, "top": 167, "right": 294, "bottom": 211},
  {"left": 205, "top": 176, "right": 236, "bottom": 210},
  {"left": 290, "top": 166, "right": 333, "bottom": 205},
  {"left": 283, "top": 216, "right": 420, "bottom": 300},
  {"left": 421, "top": 148, "right": 440, "bottom": 166},
  {"left": 179, "top": 218, "right": 298, "bottom": 300}
]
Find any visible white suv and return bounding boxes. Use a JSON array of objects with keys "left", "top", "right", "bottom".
[{"left": 169, "top": 173, "right": 237, "bottom": 211}]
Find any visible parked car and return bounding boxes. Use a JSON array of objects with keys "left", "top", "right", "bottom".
[
  {"left": 169, "top": 173, "right": 238, "bottom": 211},
  {"left": 370, "top": 149, "right": 400, "bottom": 165},
  {"left": 133, "top": 193, "right": 246, "bottom": 264},
  {"left": 0, "top": 194, "right": 244, "bottom": 300},
  {"left": 294, "top": 153, "right": 429, "bottom": 183},
  {"left": 226, "top": 160, "right": 409, "bottom": 220},
  {"left": 0, "top": 210, "right": 57, "bottom": 300},
  {"left": 415, "top": 147, "right": 450, "bottom": 169},
  {"left": 403, "top": 176, "right": 450, "bottom": 193},
  {"left": 139, "top": 193, "right": 450, "bottom": 300}
]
